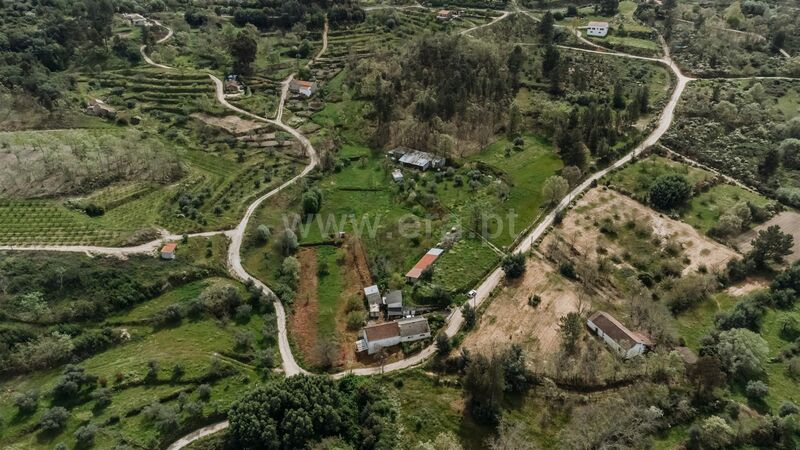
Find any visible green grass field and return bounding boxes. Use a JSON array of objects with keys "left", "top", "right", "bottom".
[
  {"left": 685, "top": 184, "right": 774, "bottom": 233},
  {"left": 316, "top": 246, "right": 345, "bottom": 338},
  {"left": 468, "top": 133, "right": 563, "bottom": 248}
]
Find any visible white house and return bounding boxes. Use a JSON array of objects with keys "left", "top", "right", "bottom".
[
  {"left": 391, "top": 169, "right": 404, "bottom": 183},
  {"left": 586, "top": 21, "right": 609, "bottom": 37},
  {"left": 357, "top": 317, "right": 431, "bottom": 355},
  {"left": 289, "top": 79, "right": 318, "bottom": 97},
  {"left": 436, "top": 10, "right": 454, "bottom": 21},
  {"left": 587, "top": 311, "right": 652, "bottom": 358},
  {"left": 364, "top": 285, "right": 382, "bottom": 319},
  {"left": 122, "top": 13, "right": 150, "bottom": 27}
]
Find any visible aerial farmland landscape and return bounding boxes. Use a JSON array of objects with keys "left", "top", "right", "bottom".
[{"left": 1, "top": 0, "right": 800, "bottom": 448}]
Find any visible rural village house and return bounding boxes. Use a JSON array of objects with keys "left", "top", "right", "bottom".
[
  {"left": 86, "top": 99, "right": 116, "bottom": 118},
  {"left": 121, "top": 13, "right": 150, "bottom": 27},
  {"left": 436, "top": 10, "right": 454, "bottom": 20},
  {"left": 587, "top": 311, "right": 652, "bottom": 358},
  {"left": 289, "top": 79, "right": 318, "bottom": 97},
  {"left": 160, "top": 243, "right": 177, "bottom": 260},
  {"left": 586, "top": 21, "right": 610, "bottom": 37},
  {"left": 356, "top": 317, "right": 431, "bottom": 355}
]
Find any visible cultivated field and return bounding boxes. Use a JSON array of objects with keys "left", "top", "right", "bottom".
[{"left": 546, "top": 187, "right": 740, "bottom": 275}]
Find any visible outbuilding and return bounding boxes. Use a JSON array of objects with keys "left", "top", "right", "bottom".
[
  {"left": 587, "top": 311, "right": 652, "bottom": 358},
  {"left": 436, "top": 10, "right": 453, "bottom": 20},
  {"left": 364, "top": 285, "right": 382, "bottom": 319},
  {"left": 586, "top": 21, "right": 609, "bottom": 37},
  {"left": 384, "top": 290, "right": 404, "bottom": 319},
  {"left": 160, "top": 243, "right": 177, "bottom": 260},
  {"left": 405, "top": 248, "right": 444, "bottom": 283}
]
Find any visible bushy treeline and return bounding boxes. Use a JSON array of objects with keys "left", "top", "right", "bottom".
[
  {"left": 232, "top": 0, "right": 364, "bottom": 30},
  {"left": 227, "top": 376, "right": 397, "bottom": 449}
]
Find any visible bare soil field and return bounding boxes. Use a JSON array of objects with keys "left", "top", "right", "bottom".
[
  {"left": 549, "top": 188, "right": 739, "bottom": 275},
  {"left": 735, "top": 211, "right": 800, "bottom": 263},
  {"left": 725, "top": 278, "right": 769, "bottom": 297},
  {"left": 290, "top": 247, "right": 320, "bottom": 366},
  {"left": 461, "top": 257, "right": 583, "bottom": 359},
  {"left": 191, "top": 113, "right": 268, "bottom": 134}
]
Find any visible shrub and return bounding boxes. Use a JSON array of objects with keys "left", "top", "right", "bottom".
[
  {"left": 345, "top": 311, "right": 366, "bottom": 331},
  {"left": 779, "top": 402, "right": 800, "bottom": 417},
  {"left": 91, "top": 388, "right": 112, "bottom": 410},
  {"left": 74, "top": 423, "right": 97, "bottom": 447},
  {"left": 559, "top": 262, "right": 576, "bottom": 279},
  {"left": 38, "top": 406, "right": 70, "bottom": 433},
  {"left": 648, "top": 174, "right": 692, "bottom": 210},
  {"left": 14, "top": 390, "right": 38, "bottom": 415},
  {"left": 235, "top": 304, "right": 253, "bottom": 322},
  {"left": 528, "top": 294, "right": 541, "bottom": 307},
  {"left": 501, "top": 253, "right": 526, "bottom": 278},
  {"left": 197, "top": 384, "right": 212, "bottom": 401},
  {"left": 745, "top": 380, "right": 769, "bottom": 400},
  {"left": 436, "top": 334, "right": 452, "bottom": 356}
]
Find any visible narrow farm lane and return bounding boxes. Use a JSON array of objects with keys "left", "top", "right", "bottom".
[
  {"left": 460, "top": 10, "right": 511, "bottom": 36},
  {"left": 139, "top": 19, "right": 174, "bottom": 69}
]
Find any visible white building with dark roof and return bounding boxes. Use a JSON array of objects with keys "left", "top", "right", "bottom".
[
  {"left": 356, "top": 317, "right": 431, "bottom": 355},
  {"left": 587, "top": 311, "right": 652, "bottom": 358}
]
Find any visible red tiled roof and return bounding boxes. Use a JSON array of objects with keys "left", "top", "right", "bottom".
[
  {"left": 291, "top": 79, "right": 315, "bottom": 88},
  {"left": 405, "top": 248, "right": 444, "bottom": 279},
  {"left": 161, "top": 243, "right": 177, "bottom": 253}
]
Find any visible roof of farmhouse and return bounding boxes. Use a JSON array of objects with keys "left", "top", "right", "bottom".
[{"left": 589, "top": 311, "right": 652, "bottom": 351}]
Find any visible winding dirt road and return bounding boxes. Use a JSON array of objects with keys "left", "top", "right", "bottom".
[{"left": 139, "top": 19, "right": 174, "bottom": 69}]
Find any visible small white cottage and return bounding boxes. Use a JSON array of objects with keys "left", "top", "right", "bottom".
[
  {"left": 586, "top": 21, "right": 609, "bottom": 37},
  {"left": 587, "top": 311, "right": 652, "bottom": 358}
]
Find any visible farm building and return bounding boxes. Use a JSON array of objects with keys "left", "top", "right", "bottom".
[
  {"left": 587, "top": 311, "right": 652, "bottom": 359},
  {"left": 384, "top": 290, "right": 404, "bottom": 319},
  {"left": 586, "top": 21, "right": 609, "bottom": 37},
  {"left": 225, "top": 75, "right": 244, "bottom": 95},
  {"left": 289, "top": 79, "right": 318, "bottom": 97},
  {"left": 160, "top": 243, "right": 177, "bottom": 260},
  {"left": 388, "top": 148, "right": 446, "bottom": 171},
  {"left": 436, "top": 10, "right": 453, "bottom": 20},
  {"left": 364, "top": 285, "right": 382, "bottom": 319},
  {"left": 391, "top": 169, "right": 404, "bottom": 183},
  {"left": 86, "top": 99, "right": 116, "bottom": 118},
  {"left": 405, "top": 248, "right": 444, "bottom": 282},
  {"left": 121, "top": 13, "right": 150, "bottom": 26},
  {"left": 356, "top": 317, "right": 431, "bottom": 355}
]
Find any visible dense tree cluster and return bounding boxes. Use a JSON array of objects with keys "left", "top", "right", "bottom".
[
  {"left": 228, "top": 376, "right": 397, "bottom": 449},
  {"left": 232, "top": 0, "right": 364, "bottom": 30},
  {"left": 0, "top": 0, "right": 118, "bottom": 108}
]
